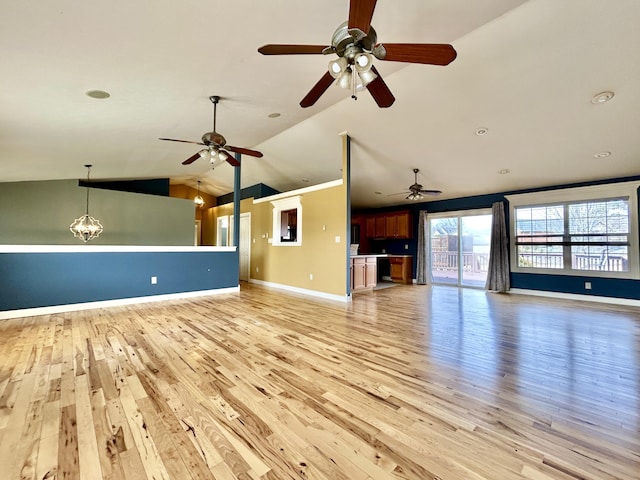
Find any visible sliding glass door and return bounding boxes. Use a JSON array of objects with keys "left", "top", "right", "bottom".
[{"left": 429, "top": 209, "right": 492, "bottom": 287}]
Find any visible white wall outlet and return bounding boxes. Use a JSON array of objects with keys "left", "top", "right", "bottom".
[
  {"left": 309, "top": 273, "right": 313, "bottom": 280},
  {"left": 335, "top": 236, "right": 340, "bottom": 243},
  {"left": 253, "top": 238, "right": 256, "bottom": 243},
  {"left": 322, "top": 224, "right": 326, "bottom": 231},
  {"left": 405, "top": 244, "right": 409, "bottom": 250},
  {"left": 151, "top": 276, "right": 158, "bottom": 285},
  {"left": 585, "top": 281, "right": 592, "bottom": 290},
  {"left": 256, "top": 267, "right": 259, "bottom": 273}
]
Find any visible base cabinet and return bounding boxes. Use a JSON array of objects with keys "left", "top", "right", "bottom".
[
  {"left": 389, "top": 256, "right": 413, "bottom": 285},
  {"left": 351, "top": 256, "right": 377, "bottom": 291}
]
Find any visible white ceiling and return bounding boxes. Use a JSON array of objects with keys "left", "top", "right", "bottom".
[{"left": 1, "top": 1, "right": 639, "bottom": 208}]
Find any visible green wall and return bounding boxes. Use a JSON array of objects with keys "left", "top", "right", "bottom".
[{"left": 0, "top": 180, "right": 194, "bottom": 245}]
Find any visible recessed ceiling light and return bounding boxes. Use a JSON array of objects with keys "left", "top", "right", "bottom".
[
  {"left": 594, "top": 151, "right": 611, "bottom": 158},
  {"left": 591, "top": 91, "right": 614, "bottom": 104},
  {"left": 475, "top": 127, "right": 489, "bottom": 136},
  {"left": 267, "top": 112, "right": 281, "bottom": 118},
  {"left": 498, "top": 169, "right": 510, "bottom": 174},
  {"left": 85, "top": 90, "right": 110, "bottom": 99}
]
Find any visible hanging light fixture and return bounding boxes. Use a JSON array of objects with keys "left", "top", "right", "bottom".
[
  {"left": 194, "top": 180, "right": 205, "bottom": 207},
  {"left": 69, "top": 164, "right": 103, "bottom": 242},
  {"left": 406, "top": 192, "right": 423, "bottom": 201}
]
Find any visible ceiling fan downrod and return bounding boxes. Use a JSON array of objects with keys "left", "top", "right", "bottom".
[{"left": 209, "top": 95, "right": 220, "bottom": 133}]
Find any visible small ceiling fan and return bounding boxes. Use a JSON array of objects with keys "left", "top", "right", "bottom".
[
  {"left": 391, "top": 168, "right": 442, "bottom": 200},
  {"left": 258, "top": 0, "right": 457, "bottom": 108},
  {"left": 159, "top": 96, "right": 263, "bottom": 166}
]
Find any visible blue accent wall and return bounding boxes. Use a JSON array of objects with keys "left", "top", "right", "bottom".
[
  {"left": 216, "top": 183, "right": 279, "bottom": 205},
  {"left": 355, "top": 175, "right": 640, "bottom": 300},
  {"left": 511, "top": 273, "right": 640, "bottom": 300},
  {"left": 81, "top": 178, "right": 170, "bottom": 196},
  {"left": 0, "top": 250, "right": 239, "bottom": 311}
]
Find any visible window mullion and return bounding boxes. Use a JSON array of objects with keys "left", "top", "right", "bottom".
[{"left": 563, "top": 203, "right": 572, "bottom": 270}]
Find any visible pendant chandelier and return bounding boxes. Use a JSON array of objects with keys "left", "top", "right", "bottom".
[
  {"left": 69, "top": 164, "right": 103, "bottom": 242},
  {"left": 194, "top": 180, "right": 205, "bottom": 207}
]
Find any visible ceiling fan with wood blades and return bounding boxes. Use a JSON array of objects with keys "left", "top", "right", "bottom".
[
  {"left": 390, "top": 168, "right": 442, "bottom": 200},
  {"left": 159, "top": 96, "right": 263, "bottom": 167},
  {"left": 258, "top": 0, "right": 457, "bottom": 108}
]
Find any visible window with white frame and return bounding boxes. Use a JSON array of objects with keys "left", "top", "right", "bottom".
[{"left": 506, "top": 182, "right": 640, "bottom": 278}]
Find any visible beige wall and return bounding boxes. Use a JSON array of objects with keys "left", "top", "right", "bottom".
[
  {"left": 208, "top": 182, "right": 348, "bottom": 297},
  {"left": 207, "top": 135, "right": 349, "bottom": 297}
]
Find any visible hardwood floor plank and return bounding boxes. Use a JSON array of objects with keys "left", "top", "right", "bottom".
[{"left": 0, "top": 283, "right": 639, "bottom": 479}]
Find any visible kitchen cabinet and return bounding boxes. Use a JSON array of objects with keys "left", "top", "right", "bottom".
[
  {"left": 389, "top": 256, "right": 413, "bottom": 285},
  {"left": 351, "top": 256, "right": 378, "bottom": 291},
  {"left": 365, "top": 216, "right": 376, "bottom": 238},
  {"left": 385, "top": 211, "right": 412, "bottom": 238},
  {"left": 362, "top": 211, "right": 412, "bottom": 239},
  {"left": 374, "top": 215, "right": 386, "bottom": 238}
]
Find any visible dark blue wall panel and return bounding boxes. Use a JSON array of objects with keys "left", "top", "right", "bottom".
[
  {"left": 80, "top": 178, "right": 170, "bottom": 196},
  {"left": 217, "top": 183, "right": 280, "bottom": 205},
  {"left": 511, "top": 272, "right": 640, "bottom": 300},
  {"left": 0, "top": 251, "right": 239, "bottom": 311}
]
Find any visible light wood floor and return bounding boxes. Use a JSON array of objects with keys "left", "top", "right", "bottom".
[{"left": 1, "top": 283, "right": 639, "bottom": 479}]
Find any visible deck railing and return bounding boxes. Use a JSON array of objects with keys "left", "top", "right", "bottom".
[
  {"left": 431, "top": 252, "right": 490, "bottom": 272},
  {"left": 517, "top": 253, "right": 627, "bottom": 271},
  {"left": 432, "top": 251, "right": 628, "bottom": 272}
]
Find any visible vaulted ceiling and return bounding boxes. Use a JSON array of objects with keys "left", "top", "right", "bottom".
[{"left": 1, "top": 1, "right": 638, "bottom": 208}]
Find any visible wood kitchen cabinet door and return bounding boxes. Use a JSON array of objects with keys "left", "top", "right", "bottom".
[
  {"left": 351, "top": 257, "right": 378, "bottom": 291},
  {"left": 365, "top": 257, "right": 377, "bottom": 287},
  {"left": 395, "top": 212, "right": 411, "bottom": 238},
  {"left": 386, "top": 212, "right": 412, "bottom": 238},
  {"left": 365, "top": 216, "right": 376, "bottom": 238},
  {"left": 374, "top": 215, "right": 386, "bottom": 238},
  {"left": 389, "top": 256, "right": 413, "bottom": 284},
  {"left": 352, "top": 258, "right": 366, "bottom": 290}
]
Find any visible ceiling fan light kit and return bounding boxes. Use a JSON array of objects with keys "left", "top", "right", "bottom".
[{"left": 258, "top": 0, "right": 457, "bottom": 107}]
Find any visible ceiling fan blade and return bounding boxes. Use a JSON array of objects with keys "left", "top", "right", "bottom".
[
  {"left": 300, "top": 71, "right": 335, "bottom": 108},
  {"left": 366, "top": 66, "right": 395, "bottom": 108},
  {"left": 387, "top": 191, "right": 410, "bottom": 196},
  {"left": 420, "top": 189, "right": 442, "bottom": 196},
  {"left": 348, "top": 0, "right": 377, "bottom": 33},
  {"left": 220, "top": 150, "right": 241, "bottom": 167},
  {"left": 375, "top": 43, "right": 457, "bottom": 65},
  {"left": 159, "top": 137, "right": 205, "bottom": 146},
  {"left": 225, "top": 145, "right": 263, "bottom": 158},
  {"left": 181, "top": 153, "right": 200, "bottom": 165},
  {"left": 258, "top": 44, "right": 330, "bottom": 55}
]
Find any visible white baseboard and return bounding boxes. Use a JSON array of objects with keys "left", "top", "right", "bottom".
[
  {"left": 249, "top": 278, "right": 350, "bottom": 303},
  {"left": 0, "top": 286, "right": 240, "bottom": 321},
  {"left": 509, "top": 288, "right": 640, "bottom": 307}
]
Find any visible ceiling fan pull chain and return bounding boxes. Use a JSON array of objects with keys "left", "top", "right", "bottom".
[{"left": 351, "top": 68, "right": 357, "bottom": 101}]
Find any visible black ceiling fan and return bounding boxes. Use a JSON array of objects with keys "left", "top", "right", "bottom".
[
  {"left": 390, "top": 168, "right": 442, "bottom": 200},
  {"left": 159, "top": 96, "right": 263, "bottom": 166},
  {"left": 258, "top": 0, "right": 457, "bottom": 108}
]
